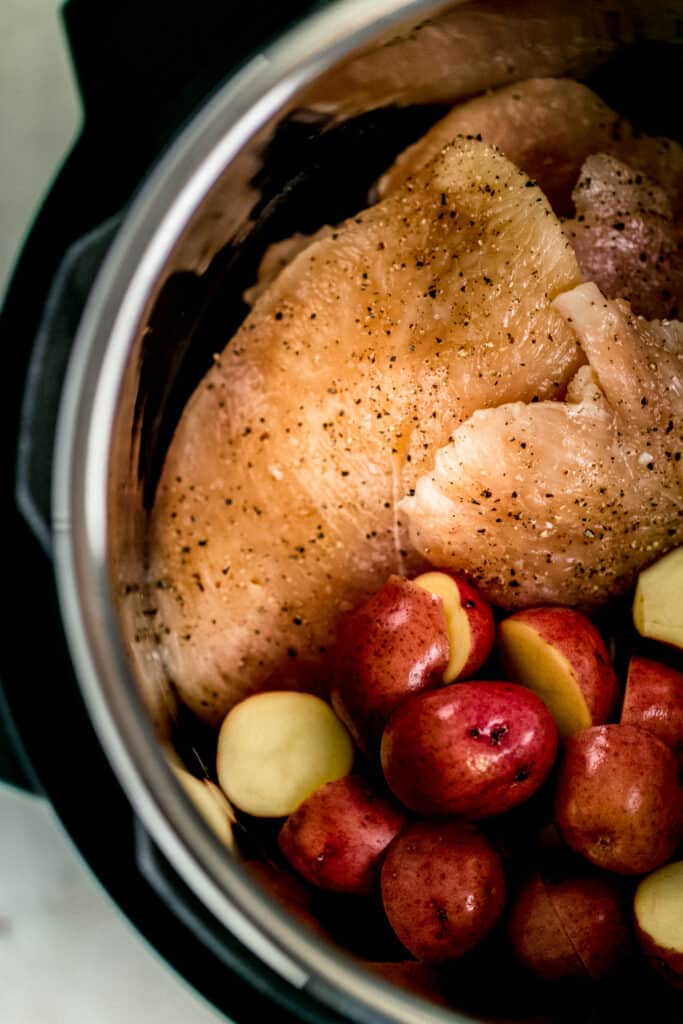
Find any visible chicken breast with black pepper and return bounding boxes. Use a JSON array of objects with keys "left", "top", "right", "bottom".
[
  {"left": 403, "top": 282, "right": 683, "bottom": 609},
  {"left": 379, "top": 77, "right": 683, "bottom": 215},
  {"left": 147, "top": 137, "right": 583, "bottom": 725}
]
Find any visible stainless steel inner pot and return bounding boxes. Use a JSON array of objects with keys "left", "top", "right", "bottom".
[{"left": 52, "top": 2, "right": 683, "bottom": 1021}]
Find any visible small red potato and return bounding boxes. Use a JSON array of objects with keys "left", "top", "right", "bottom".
[
  {"left": 498, "top": 606, "right": 617, "bottom": 737},
  {"left": 635, "top": 860, "right": 683, "bottom": 988},
  {"left": 508, "top": 869, "right": 633, "bottom": 980},
  {"left": 278, "top": 775, "right": 406, "bottom": 895},
  {"left": 621, "top": 655, "right": 683, "bottom": 765},
  {"left": 380, "top": 682, "right": 558, "bottom": 819},
  {"left": 548, "top": 874, "right": 633, "bottom": 980},
  {"left": 380, "top": 821, "right": 506, "bottom": 963},
  {"left": 508, "top": 874, "right": 582, "bottom": 980},
  {"left": 413, "top": 571, "right": 495, "bottom": 682},
  {"left": 555, "top": 724, "right": 683, "bottom": 875},
  {"left": 331, "top": 575, "right": 449, "bottom": 752}
]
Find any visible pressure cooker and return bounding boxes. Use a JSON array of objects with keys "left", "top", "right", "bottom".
[{"left": 3, "top": 1, "right": 683, "bottom": 1022}]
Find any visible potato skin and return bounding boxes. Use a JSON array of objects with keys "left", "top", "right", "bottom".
[
  {"left": 507, "top": 874, "right": 583, "bottom": 979},
  {"left": 278, "top": 775, "right": 406, "bottom": 895},
  {"left": 331, "top": 575, "right": 449, "bottom": 752},
  {"left": 555, "top": 724, "right": 683, "bottom": 875},
  {"left": 621, "top": 656, "right": 683, "bottom": 766},
  {"left": 381, "top": 682, "right": 558, "bottom": 818},
  {"left": 509, "top": 869, "right": 633, "bottom": 981},
  {"left": 547, "top": 874, "right": 633, "bottom": 980},
  {"left": 380, "top": 821, "right": 505, "bottom": 963}
]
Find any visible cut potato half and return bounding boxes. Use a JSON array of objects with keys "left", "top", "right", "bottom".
[
  {"left": 216, "top": 692, "right": 353, "bottom": 818},
  {"left": 173, "top": 767, "right": 236, "bottom": 850},
  {"left": 413, "top": 571, "right": 493, "bottom": 683},
  {"left": 499, "top": 618, "right": 592, "bottom": 737},
  {"left": 635, "top": 860, "right": 683, "bottom": 987},
  {"left": 498, "top": 608, "right": 616, "bottom": 738},
  {"left": 633, "top": 547, "right": 683, "bottom": 649}
]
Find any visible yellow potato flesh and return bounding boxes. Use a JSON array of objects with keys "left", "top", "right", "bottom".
[
  {"left": 635, "top": 861, "right": 683, "bottom": 953},
  {"left": 413, "top": 572, "right": 468, "bottom": 683},
  {"left": 633, "top": 548, "right": 683, "bottom": 649},
  {"left": 216, "top": 692, "right": 353, "bottom": 818},
  {"left": 498, "top": 620, "right": 591, "bottom": 738},
  {"left": 173, "top": 767, "right": 236, "bottom": 850}
]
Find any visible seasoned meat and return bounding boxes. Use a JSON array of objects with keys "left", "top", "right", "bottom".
[
  {"left": 403, "top": 282, "right": 683, "bottom": 610},
  {"left": 379, "top": 79, "right": 683, "bottom": 215},
  {"left": 147, "top": 138, "right": 582, "bottom": 724},
  {"left": 309, "top": 0, "right": 624, "bottom": 117},
  {"left": 243, "top": 227, "right": 335, "bottom": 306}
]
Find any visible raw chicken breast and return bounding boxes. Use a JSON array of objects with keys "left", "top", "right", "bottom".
[
  {"left": 309, "top": 0, "right": 629, "bottom": 117},
  {"left": 379, "top": 79, "right": 683, "bottom": 215},
  {"left": 148, "top": 138, "right": 582, "bottom": 725},
  {"left": 403, "top": 282, "right": 683, "bottom": 610},
  {"left": 564, "top": 154, "right": 683, "bottom": 320},
  {"left": 243, "top": 227, "right": 335, "bottom": 306}
]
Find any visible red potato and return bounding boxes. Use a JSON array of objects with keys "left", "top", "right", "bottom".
[
  {"left": 634, "top": 860, "right": 683, "bottom": 988},
  {"left": 278, "top": 775, "right": 406, "bottom": 895},
  {"left": 508, "top": 874, "right": 582, "bottom": 980},
  {"left": 380, "top": 821, "right": 506, "bottom": 963},
  {"left": 413, "top": 570, "right": 495, "bottom": 682},
  {"left": 331, "top": 575, "right": 449, "bottom": 753},
  {"left": 380, "top": 682, "right": 558, "bottom": 819},
  {"left": 547, "top": 875, "right": 633, "bottom": 980},
  {"left": 508, "top": 870, "right": 632, "bottom": 980},
  {"left": 498, "top": 607, "right": 618, "bottom": 738},
  {"left": 621, "top": 656, "right": 683, "bottom": 765},
  {"left": 555, "top": 724, "right": 683, "bottom": 875}
]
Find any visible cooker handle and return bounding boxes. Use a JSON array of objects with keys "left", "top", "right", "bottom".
[
  {"left": 15, "top": 216, "right": 122, "bottom": 556},
  {"left": 5, "top": 218, "right": 121, "bottom": 792}
]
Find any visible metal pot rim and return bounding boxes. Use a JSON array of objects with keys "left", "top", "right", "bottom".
[{"left": 51, "top": 2, "right": 461, "bottom": 1023}]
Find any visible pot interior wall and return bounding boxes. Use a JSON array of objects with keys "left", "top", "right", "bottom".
[{"left": 105, "top": 1, "right": 683, "bottom": 1020}]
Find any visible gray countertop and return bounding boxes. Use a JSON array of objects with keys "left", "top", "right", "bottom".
[{"left": 0, "top": 784, "right": 223, "bottom": 1023}]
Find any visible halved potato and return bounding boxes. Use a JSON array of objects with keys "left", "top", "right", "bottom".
[
  {"left": 635, "top": 860, "right": 683, "bottom": 987},
  {"left": 633, "top": 548, "right": 683, "bottom": 649},
  {"left": 173, "top": 766, "right": 236, "bottom": 850},
  {"left": 216, "top": 691, "right": 353, "bottom": 817}
]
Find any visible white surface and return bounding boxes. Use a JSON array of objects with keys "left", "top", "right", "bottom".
[
  {"left": 0, "top": 785, "right": 224, "bottom": 1024},
  {"left": 0, "top": 3, "right": 223, "bottom": 1022},
  {"left": 0, "top": 0, "right": 80, "bottom": 299}
]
